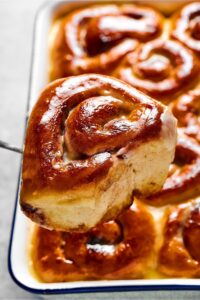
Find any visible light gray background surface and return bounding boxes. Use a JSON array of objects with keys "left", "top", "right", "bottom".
[{"left": 0, "top": 0, "right": 200, "bottom": 299}]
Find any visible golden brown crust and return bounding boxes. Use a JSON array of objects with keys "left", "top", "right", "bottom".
[
  {"left": 171, "top": 2, "right": 200, "bottom": 54},
  {"left": 21, "top": 74, "right": 163, "bottom": 196},
  {"left": 159, "top": 198, "right": 200, "bottom": 277},
  {"left": 50, "top": 4, "right": 163, "bottom": 79},
  {"left": 142, "top": 133, "right": 200, "bottom": 206},
  {"left": 113, "top": 39, "right": 200, "bottom": 102},
  {"left": 20, "top": 74, "right": 174, "bottom": 231},
  {"left": 32, "top": 202, "right": 156, "bottom": 282}
]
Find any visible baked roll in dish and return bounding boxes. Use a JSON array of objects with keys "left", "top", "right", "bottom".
[
  {"left": 20, "top": 74, "right": 176, "bottom": 232},
  {"left": 50, "top": 4, "right": 163, "bottom": 79},
  {"left": 172, "top": 2, "right": 200, "bottom": 55},
  {"left": 159, "top": 198, "right": 200, "bottom": 277},
  {"left": 113, "top": 39, "right": 199, "bottom": 103},
  {"left": 32, "top": 202, "right": 156, "bottom": 282},
  {"left": 143, "top": 132, "right": 200, "bottom": 206},
  {"left": 172, "top": 89, "right": 200, "bottom": 143}
]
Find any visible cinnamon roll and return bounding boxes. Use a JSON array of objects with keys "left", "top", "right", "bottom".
[
  {"left": 50, "top": 4, "right": 163, "bottom": 79},
  {"left": 143, "top": 133, "right": 200, "bottom": 206},
  {"left": 114, "top": 39, "right": 199, "bottom": 102},
  {"left": 159, "top": 198, "right": 200, "bottom": 277},
  {"left": 172, "top": 2, "right": 200, "bottom": 55},
  {"left": 32, "top": 202, "right": 156, "bottom": 282},
  {"left": 172, "top": 89, "right": 200, "bottom": 143},
  {"left": 20, "top": 74, "right": 176, "bottom": 232}
]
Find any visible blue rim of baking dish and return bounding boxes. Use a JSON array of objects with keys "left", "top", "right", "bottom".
[{"left": 8, "top": 0, "right": 200, "bottom": 294}]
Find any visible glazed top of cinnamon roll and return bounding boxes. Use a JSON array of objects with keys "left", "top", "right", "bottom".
[
  {"left": 143, "top": 132, "right": 200, "bottom": 206},
  {"left": 20, "top": 74, "right": 176, "bottom": 231},
  {"left": 22, "top": 74, "right": 165, "bottom": 193},
  {"left": 172, "top": 89, "right": 200, "bottom": 143},
  {"left": 113, "top": 39, "right": 200, "bottom": 102},
  {"left": 159, "top": 197, "right": 200, "bottom": 277},
  {"left": 172, "top": 2, "right": 200, "bottom": 54},
  {"left": 50, "top": 4, "right": 163, "bottom": 79}
]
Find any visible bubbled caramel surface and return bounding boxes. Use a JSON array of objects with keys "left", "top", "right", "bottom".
[{"left": 31, "top": 2, "right": 200, "bottom": 281}]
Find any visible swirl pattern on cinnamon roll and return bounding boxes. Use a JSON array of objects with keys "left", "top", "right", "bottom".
[
  {"left": 114, "top": 39, "right": 199, "bottom": 102},
  {"left": 50, "top": 4, "right": 163, "bottom": 79},
  {"left": 20, "top": 74, "right": 176, "bottom": 232},
  {"left": 143, "top": 133, "right": 200, "bottom": 206},
  {"left": 159, "top": 198, "right": 200, "bottom": 277},
  {"left": 172, "top": 2, "right": 200, "bottom": 54},
  {"left": 172, "top": 89, "right": 200, "bottom": 143},
  {"left": 32, "top": 202, "right": 156, "bottom": 282}
]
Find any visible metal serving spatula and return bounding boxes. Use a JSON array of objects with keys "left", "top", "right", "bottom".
[{"left": 0, "top": 140, "right": 22, "bottom": 154}]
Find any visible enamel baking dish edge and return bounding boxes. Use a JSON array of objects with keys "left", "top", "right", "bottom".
[{"left": 8, "top": 0, "right": 200, "bottom": 294}]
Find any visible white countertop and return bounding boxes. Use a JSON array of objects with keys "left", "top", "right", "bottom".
[{"left": 0, "top": 0, "right": 200, "bottom": 299}]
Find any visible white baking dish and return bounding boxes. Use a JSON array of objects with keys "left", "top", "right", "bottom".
[{"left": 8, "top": 0, "right": 200, "bottom": 294}]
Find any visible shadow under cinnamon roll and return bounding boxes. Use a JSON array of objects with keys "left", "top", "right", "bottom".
[
  {"left": 20, "top": 74, "right": 176, "bottom": 232},
  {"left": 159, "top": 198, "right": 200, "bottom": 277},
  {"left": 50, "top": 4, "right": 163, "bottom": 79},
  {"left": 113, "top": 39, "right": 200, "bottom": 103},
  {"left": 32, "top": 202, "right": 156, "bottom": 282}
]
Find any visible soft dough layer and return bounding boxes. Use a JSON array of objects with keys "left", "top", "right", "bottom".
[{"left": 20, "top": 75, "right": 176, "bottom": 232}]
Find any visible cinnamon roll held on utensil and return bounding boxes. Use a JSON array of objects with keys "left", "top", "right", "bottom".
[
  {"left": 32, "top": 202, "right": 156, "bottom": 282},
  {"left": 50, "top": 4, "right": 163, "bottom": 79},
  {"left": 159, "top": 198, "right": 200, "bottom": 277},
  {"left": 113, "top": 39, "right": 200, "bottom": 103},
  {"left": 20, "top": 74, "right": 176, "bottom": 232}
]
